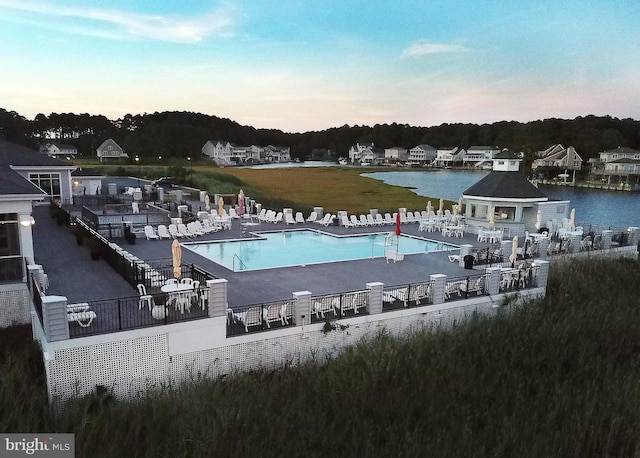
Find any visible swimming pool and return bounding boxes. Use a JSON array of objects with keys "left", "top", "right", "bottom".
[{"left": 184, "top": 229, "right": 457, "bottom": 271}]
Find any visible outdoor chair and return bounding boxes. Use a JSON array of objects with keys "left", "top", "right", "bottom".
[
  {"left": 137, "top": 284, "right": 155, "bottom": 310},
  {"left": 295, "top": 212, "right": 305, "bottom": 224},
  {"left": 168, "top": 224, "right": 183, "bottom": 238},
  {"left": 306, "top": 211, "right": 318, "bottom": 223},
  {"left": 313, "top": 295, "right": 339, "bottom": 319},
  {"left": 239, "top": 306, "right": 262, "bottom": 332},
  {"left": 177, "top": 223, "right": 194, "bottom": 237},
  {"left": 144, "top": 225, "right": 159, "bottom": 240},
  {"left": 375, "top": 214, "right": 385, "bottom": 225},
  {"left": 285, "top": 213, "right": 296, "bottom": 225},
  {"left": 384, "top": 213, "right": 394, "bottom": 225},
  {"left": 180, "top": 277, "right": 194, "bottom": 286},
  {"left": 359, "top": 214, "right": 369, "bottom": 226},
  {"left": 157, "top": 225, "right": 172, "bottom": 239},
  {"left": 67, "top": 310, "right": 97, "bottom": 328}
]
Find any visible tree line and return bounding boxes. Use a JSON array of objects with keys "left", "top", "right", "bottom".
[{"left": 1, "top": 108, "right": 638, "bottom": 162}]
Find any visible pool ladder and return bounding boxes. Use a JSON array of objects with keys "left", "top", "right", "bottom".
[{"left": 233, "top": 254, "right": 247, "bottom": 271}]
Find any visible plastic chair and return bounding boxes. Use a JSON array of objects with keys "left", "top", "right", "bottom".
[{"left": 137, "top": 284, "right": 154, "bottom": 310}]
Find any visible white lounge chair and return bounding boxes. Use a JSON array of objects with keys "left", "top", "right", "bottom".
[
  {"left": 228, "top": 208, "right": 239, "bottom": 219},
  {"left": 375, "top": 214, "right": 385, "bottom": 226},
  {"left": 168, "top": 224, "right": 183, "bottom": 238},
  {"left": 187, "top": 222, "right": 205, "bottom": 236},
  {"left": 366, "top": 214, "right": 377, "bottom": 226},
  {"left": 313, "top": 295, "right": 339, "bottom": 319},
  {"left": 157, "top": 225, "right": 172, "bottom": 239},
  {"left": 285, "top": 213, "right": 296, "bottom": 225},
  {"left": 256, "top": 208, "right": 267, "bottom": 221},
  {"left": 350, "top": 215, "right": 361, "bottom": 227},
  {"left": 341, "top": 215, "right": 355, "bottom": 227},
  {"left": 317, "top": 213, "right": 334, "bottom": 226},
  {"left": 144, "top": 225, "right": 159, "bottom": 240},
  {"left": 359, "top": 215, "right": 369, "bottom": 226},
  {"left": 384, "top": 213, "right": 394, "bottom": 225},
  {"left": 271, "top": 212, "right": 283, "bottom": 224},
  {"left": 306, "top": 211, "right": 318, "bottom": 223},
  {"left": 177, "top": 223, "right": 194, "bottom": 237},
  {"left": 203, "top": 219, "right": 221, "bottom": 232},
  {"left": 295, "top": 212, "right": 305, "bottom": 224}
]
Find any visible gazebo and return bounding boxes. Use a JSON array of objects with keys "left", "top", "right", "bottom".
[{"left": 462, "top": 151, "right": 569, "bottom": 238}]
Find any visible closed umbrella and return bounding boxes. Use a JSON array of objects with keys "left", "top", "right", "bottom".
[
  {"left": 218, "top": 196, "right": 224, "bottom": 216},
  {"left": 535, "top": 209, "right": 542, "bottom": 230},
  {"left": 204, "top": 193, "right": 211, "bottom": 211},
  {"left": 489, "top": 206, "right": 495, "bottom": 228},
  {"left": 238, "top": 189, "right": 245, "bottom": 216},
  {"left": 569, "top": 208, "right": 575, "bottom": 229},
  {"left": 172, "top": 239, "right": 182, "bottom": 279},
  {"left": 458, "top": 197, "right": 463, "bottom": 214},
  {"left": 438, "top": 198, "right": 443, "bottom": 216},
  {"left": 395, "top": 212, "right": 402, "bottom": 236},
  {"left": 426, "top": 201, "right": 432, "bottom": 216},
  {"left": 509, "top": 235, "right": 518, "bottom": 265}
]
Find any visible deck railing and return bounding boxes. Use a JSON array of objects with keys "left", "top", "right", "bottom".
[
  {"left": 68, "top": 287, "right": 210, "bottom": 338},
  {"left": 382, "top": 281, "right": 433, "bottom": 311},
  {"left": 227, "top": 298, "right": 297, "bottom": 336},
  {"left": 444, "top": 274, "right": 490, "bottom": 302}
]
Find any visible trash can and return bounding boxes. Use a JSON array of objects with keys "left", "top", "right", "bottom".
[
  {"left": 463, "top": 254, "right": 474, "bottom": 269},
  {"left": 123, "top": 222, "right": 136, "bottom": 245}
]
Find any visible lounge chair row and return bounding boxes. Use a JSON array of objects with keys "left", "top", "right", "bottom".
[{"left": 144, "top": 220, "right": 222, "bottom": 240}]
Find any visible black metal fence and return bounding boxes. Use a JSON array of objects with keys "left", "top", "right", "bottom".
[
  {"left": 471, "top": 245, "right": 504, "bottom": 266},
  {"left": 498, "top": 265, "right": 540, "bottom": 293},
  {"left": 30, "top": 276, "right": 43, "bottom": 326},
  {"left": 444, "top": 274, "right": 490, "bottom": 302},
  {"left": 68, "top": 287, "right": 210, "bottom": 338},
  {"left": 382, "top": 281, "right": 433, "bottom": 311},
  {"left": 310, "top": 290, "right": 369, "bottom": 323},
  {"left": 227, "top": 298, "right": 297, "bottom": 336}
]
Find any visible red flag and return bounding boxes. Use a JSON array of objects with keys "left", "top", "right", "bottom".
[{"left": 395, "top": 212, "right": 401, "bottom": 236}]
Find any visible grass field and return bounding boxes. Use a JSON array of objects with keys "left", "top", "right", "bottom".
[
  {"left": 3, "top": 256, "right": 640, "bottom": 457},
  {"left": 79, "top": 160, "right": 452, "bottom": 215}
]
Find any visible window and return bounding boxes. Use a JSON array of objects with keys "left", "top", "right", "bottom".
[
  {"left": 29, "top": 172, "right": 61, "bottom": 200},
  {"left": 0, "top": 214, "right": 20, "bottom": 257},
  {"left": 494, "top": 206, "right": 516, "bottom": 221},
  {"left": 470, "top": 204, "right": 488, "bottom": 219}
]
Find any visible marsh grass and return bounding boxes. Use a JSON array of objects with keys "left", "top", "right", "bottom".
[{"left": 2, "top": 257, "right": 640, "bottom": 457}]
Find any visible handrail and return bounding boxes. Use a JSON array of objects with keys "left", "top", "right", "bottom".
[{"left": 233, "top": 254, "right": 247, "bottom": 271}]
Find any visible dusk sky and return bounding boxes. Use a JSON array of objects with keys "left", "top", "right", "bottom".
[{"left": 1, "top": 0, "right": 639, "bottom": 133}]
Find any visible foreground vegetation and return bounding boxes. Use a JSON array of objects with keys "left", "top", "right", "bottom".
[{"left": 2, "top": 257, "right": 640, "bottom": 457}]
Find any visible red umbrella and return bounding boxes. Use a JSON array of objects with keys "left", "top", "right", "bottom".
[{"left": 395, "top": 212, "right": 401, "bottom": 236}]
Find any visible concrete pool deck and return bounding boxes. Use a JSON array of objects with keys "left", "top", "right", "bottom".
[{"left": 33, "top": 205, "right": 486, "bottom": 307}]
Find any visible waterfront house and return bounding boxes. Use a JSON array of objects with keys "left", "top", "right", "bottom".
[
  {"left": 434, "top": 147, "right": 465, "bottom": 167},
  {"left": 462, "top": 146, "right": 500, "bottom": 168},
  {"left": 462, "top": 151, "right": 569, "bottom": 238},
  {"left": 408, "top": 144, "right": 437, "bottom": 164},
  {"left": 532, "top": 144, "right": 583, "bottom": 180},
  {"left": 590, "top": 147, "right": 640, "bottom": 185},
  {"left": 96, "top": 139, "right": 128, "bottom": 162}
]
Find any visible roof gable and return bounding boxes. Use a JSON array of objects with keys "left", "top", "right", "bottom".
[{"left": 0, "top": 139, "right": 72, "bottom": 167}]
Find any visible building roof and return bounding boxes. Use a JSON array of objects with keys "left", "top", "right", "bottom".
[
  {"left": 493, "top": 150, "right": 521, "bottom": 160},
  {"left": 412, "top": 144, "right": 436, "bottom": 150},
  {"left": 601, "top": 146, "right": 640, "bottom": 156},
  {"left": 463, "top": 171, "right": 548, "bottom": 199},
  {"left": 0, "top": 167, "right": 46, "bottom": 196},
  {"left": 467, "top": 146, "right": 498, "bottom": 150},
  {"left": 607, "top": 158, "right": 640, "bottom": 164},
  {"left": 0, "top": 139, "right": 72, "bottom": 167},
  {"left": 72, "top": 167, "right": 104, "bottom": 177}
]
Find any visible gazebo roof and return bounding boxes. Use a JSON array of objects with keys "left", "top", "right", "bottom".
[{"left": 463, "top": 171, "right": 548, "bottom": 199}]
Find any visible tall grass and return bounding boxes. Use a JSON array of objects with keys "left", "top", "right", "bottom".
[{"left": 2, "top": 257, "right": 640, "bottom": 456}]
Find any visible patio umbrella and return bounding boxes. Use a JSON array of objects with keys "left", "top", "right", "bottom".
[
  {"left": 509, "top": 235, "right": 518, "bottom": 264},
  {"left": 489, "top": 206, "right": 495, "bottom": 228},
  {"left": 204, "top": 193, "right": 211, "bottom": 211},
  {"left": 438, "top": 198, "right": 443, "bottom": 216},
  {"left": 569, "top": 208, "right": 576, "bottom": 229},
  {"left": 218, "top": 196, "right": 224, "bottom": 216},
  {"left": 172, "top": 239, "right": 182, "bottom": 279},
  {"left": 535, "top": 210, "right": 542, "bottom": 230},
  {"left": 458, "top": 197, "right": 463, "bottom": 214},
  {"left": 395, "top": 212, "right": 402, "bottom": 236},
  {"left": 426, "top": 201, "right": 432, "bottom": 216},
  {"left": 238, "top": 189, "right": 245, "bottom": 216}
]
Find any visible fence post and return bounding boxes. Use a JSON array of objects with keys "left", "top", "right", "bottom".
[
  {"left": 601, "top": 230, "right": 613, "bottom": 249},
  {"left": 500, "top": 240, "right": 512, "bottom": 262},
  {"left": 569, "top": 234, "right": 580, "bottom": 253},
  {"left": 41, "top": 295, "right": 69, "bottom": 342},
  {"left": 292, "top": 291, "right": 312, "bottom": 326},
  {"left": 533, "top": 259, "right": 550, "bottom": 290},
  {"left": 206, "top": 279, "right": 227, "bottom": 318},
  {"left": 458, "top": 244, "right": 473, "bottom": 268},
  {"left": 627, "top": 227, "right": 640, "bottom": 247},
  {"left": 485, "top": 267, "right": 501, "bottom": 295},
  {"left": 429, "top": 274, "right": 446, "bottom": 305},
  {"left": 538, "top": 237, "right": 549, "bottom": 259},
  {"left": 366, "top": 282, "right": 384, "bottom": 314}
]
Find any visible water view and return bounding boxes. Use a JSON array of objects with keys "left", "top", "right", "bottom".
[{"left": 364, "top": 171, "right": 640, "bottom": 228}]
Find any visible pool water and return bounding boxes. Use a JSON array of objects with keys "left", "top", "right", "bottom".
[{"left": 184, "top": 229, "right": 457, "bottom": 271}]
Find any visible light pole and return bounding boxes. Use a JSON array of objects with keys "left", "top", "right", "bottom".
[
  {"left": 187, "top": 156, "right": 191, "bottom": 171},
  {"left": 158, "top": 155, "right": 162, "bottom": 176},
  {"left": 135, "top": 155, "right": 140, "bottom": 187}
]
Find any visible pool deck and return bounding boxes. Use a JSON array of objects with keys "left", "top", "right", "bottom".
[{"left": 33, "top": 205, "right": 485, "bottom": 307}]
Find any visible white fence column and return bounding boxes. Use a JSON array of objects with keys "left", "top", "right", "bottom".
[
  {"left": 485, "top": 267, "right": 501, "bottom": 295},
  {"left": 207, "top": 279, "right": 227, "bottom": 318},
  {"left": 293, "top": 291, "right": 312, "bottom": 326},
  {"left": 534, "top": 259, "right": 550, "bottom": 289},
  {"left": 41, "top": 295, "right": 69, "bottom": 342},
  {"left": 366, "top": 282, "right": 384, "bottom": 314},
  {"left": 500, "top": 240, "right": 512, "bottom": 261},
  {"left": 430, "top": 274, "right": 446, "bottom": 304},
  {"left": 627, "top": 227, "right": 640, "bottom": 247},
  {"left": 601, "top": 230, "right": 613, "bottom": 249}
]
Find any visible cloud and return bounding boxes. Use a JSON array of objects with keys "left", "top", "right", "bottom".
[
  {"left": 401, "top": 40, "right": 467, "bottom": 58},
  {"left": 0, "top": 0, "right": 235, "bottom": 43}
]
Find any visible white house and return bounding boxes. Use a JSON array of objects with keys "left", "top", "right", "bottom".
[
  {"left": 433, "top": 147, "right": 465, "bottom": 167},
  {"left": 40, "top": 142, "right": 78, "bottom": 159},
  {"left": 96, "top": 139, "right": 128, "bottom": 161},
  {"left": 202, "top": 141, "right": 291, "bottom": 166},
  {"left": 463, "top": 146, "right": 500, "bottom": 168},
  {"left": 348, "top": 143, "right": 375, "bottom": 164},
  {"left": 532, "top": 145, "right": 582, "bottom": 172},
  {"left": 408, "top": 144, "right": 437, "bottom": 164}
]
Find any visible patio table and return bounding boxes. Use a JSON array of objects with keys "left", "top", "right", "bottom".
[{"left": 161, "top": 283, "right": 194, "bottom": 313}]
